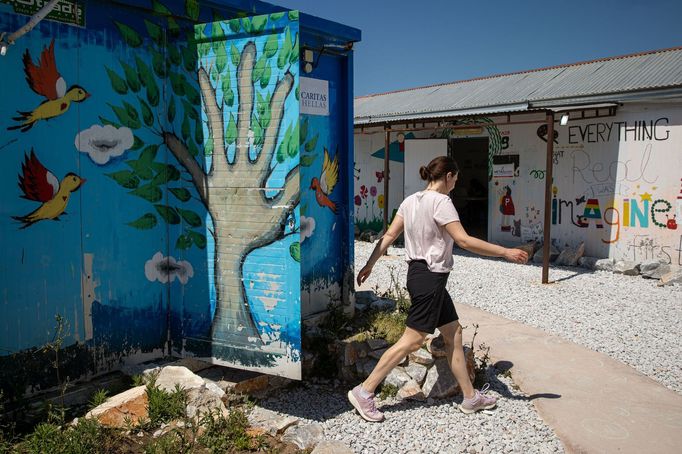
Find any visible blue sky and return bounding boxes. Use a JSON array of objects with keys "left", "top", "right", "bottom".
[{"left": 271, "top": 0, "right": 682, "bottom": 97}]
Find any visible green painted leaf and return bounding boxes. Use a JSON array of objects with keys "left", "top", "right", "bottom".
[
  {"left": 109, "top": 103, "right": 141, "bottom": 129},
  {"left": 126, "top": 159, "right": 153, "bottom": 180},
  {"left": 188, "top": 231, "right": 207, "bottom": 249},
  {"left": 190, "top": 140, "right": 201, "bottom": 157},
  {"left": 263, "top": 33, "right": 278, "bottom": 58},
  {"left": 152, "top": 0, "right": 172, "bottom": 16},
  {"left": 260, "top": 64, "right": 271, "bottom": 89},
  {"left": 305, "top": 133, "right": 318, "bottom": 152},
  {"left": 251, "top": 15, "right": 267, "bottom": 34},
  {"left": 224, "top": 88, "right": 234, "bottom": 107},
  {"left": 144, "top": 20, "right": 164, "bottom": 45},
  {"left": 152, "top": 50, "right": 166, "bottom": 78},
  {"left": 175, "top": 234, "right": 192, "bottom": 250},
  {"left": 185, "top": 0, "right": 199, "bottom": 20},
  {"left": 252, "top": 55, "right": 266, "bottom": 84},
  {"left": 135, "top": 56, "right": 152, "bottom": 86},
  {"left": 230, "top": 43, "right": 240, "bottom": 66},
  {"left": 252, "top": 116, "right": 263, "bottom": 147},
  {"left": 106, "top": 170, "right": 139, "bottom": 189},
  {"left": 123, "top": 101, "right": 140, "bottom": 122},
  {"left": 170, "top": 73, "right": 186, "bottom": 96},
  {"left": 300, "top": 117, "right": 308, "bottom": 142},
  {"left": 169, "top": 45, "right": 181, "bottom": 66},
  {"left": 167, "top": 96, "right": 176, "bottom": 123},
  {"left": 289, "top": 32, "right": 299, "bottom": 64},
  {"left": 215, "top": 44, "right": 227, "bottom": 73},
  {"left": 169, "top": 187, "right": 191, "bottom": 202},
  {"left": 114, "top": 21, "right": 142, "bottom": 47},
  {"left": 295, "top": 85, "right": 299, "bottom": 100},
  {"left": 289, "top": 241, "right": 301, "bottom": 262},
  {"left": 270, "top": 12, "right": 285, "bottom": 21},
  {"left": 120, "top": 60, "right": 141, "bottom": 92},
  {"left": 140, "top": 144, "right": 159, "bottom": 163},
  {"left": 225, "top": 113, "right": 237, "bottom": 144},
  {"left": 288, "top": 10, "right": 299, "bottom": 21},
  {"left": 288, "top": 122, "right": 299, "bottom": 157},
  {"left": 182, "top": 100, "right": 198, "bottom": 119},
  {"left": 181, "top": 45, "right": 197, "bottom": 72},
  {"left": 154, "top": 205, "right": 181, "bottom": 224},
  {"left": 167, "top": 17, "right": 181, "bottom": 37},
  {"left": 138, "top": 97, "right": 154, "bottom": 127},
  {"left": 228, "top": 18, "right": 241, "bottom": 33},
  {"left": 152, "top": 164, "right": 181, "bottom": 185},
  {"left": 221, "top": 72, "right": 231, "bottom": 94},
  {"left": 131, "top": 135, "right": 144, "bottom": 150},
  {"left": 127, "top": 213, "right": 157, "bottom": 230},
  {"left": 278, "top": 27, "right": 292, "bottom": 69},
  {"left": 300, "top": 154, "right": 316, "bottom": 167},
  {"left": 147, "top": 82, "right": 160, "bottom": 107},
  {"left": 194, "top": 117, "right": 204, "bottom": 145},
  {"left": 241, "top": 17, "right": 252, "bottom": 34},
  {"left": 276, "top": 141, "right": 286, "bottom": 164},
  {"left": 130, "top": 184, "right": 162, "bottom": 202},
  {"left": 98, "top": 116, "right": 121, "bottom": 128},
  {"left": 105, "top": 67, "right": 128, "bottom": 95},
  {"left": 184, "top": 80, "right": 201, "bottom": 105},
  {"left": 181, "top": 115, "right": 191, "bottom": 141},
  {"left": 178, "top": 208, "right": 202, "bottom": 227}
]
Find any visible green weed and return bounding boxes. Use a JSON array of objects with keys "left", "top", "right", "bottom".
[
  {"left": 377, "top": 383, "right": 399, "bottom": 400},
  {"left": 88, "top": 389, "right": 109, "bottom": 410},
  {"left": 198, "top": 408, "right": 254, "bottom": 453},
  {"left": 145, "top": 383, "right": 186, "bottom": 428}
]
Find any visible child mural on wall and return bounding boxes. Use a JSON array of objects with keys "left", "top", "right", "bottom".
[{"left": 499, "top": 185, "right": 515, "bottom": 232}]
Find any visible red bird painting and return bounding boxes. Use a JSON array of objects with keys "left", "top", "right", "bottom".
[
  {"left": 8, "top": 39, "right": 90, "bottom": 132},
  {"left": 310, "top": 147, "right": 339, "bottom": 214},
  {"left": 12, "top": 150, "right": 85, "bottom": 229}
]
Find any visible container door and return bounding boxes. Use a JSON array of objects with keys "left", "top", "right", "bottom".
[{"left": 191, "top": 12, "right": 302, "bottom": 379}]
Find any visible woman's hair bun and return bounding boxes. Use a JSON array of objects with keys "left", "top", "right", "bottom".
[{"left": 419, "top": 166, "right": 430, "bottom": 181}]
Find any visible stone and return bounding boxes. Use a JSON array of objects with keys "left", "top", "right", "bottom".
[
  {"left": 370, "top": 298, "right": 396, "bottom": 311},
  {"left": 282, "top": 422, "right": 325, "bottom": 450},
  {"left": 640, "top": 260, "right": 671, "bottom": 279},
  {"left": 312, "top": 440, "right": 354, "bottom": 454},
  {"left": 355, "top": 358, "right": 378, "bottom": 377},
  {"left": 247, "top": 407, "right": 299, "bottom": 435},
  {"left": 422, "top": 358, "right": 459, "bottom": 399},
  {"left": 368, "top": 347, "right": 387, "bottom": 360},
  {"left": 185, "top": 385, "right": 229, "bottom": 419},
  {"left": 578, "top": 256, "right": 599, "bottom": 270},
  {"left": 514, "top": 241, "right": 536, "bottom": 262},
  {"left": 367, "top": 338, "right": 389, "bottom": 350},
  {"left": 554, "top": 242, "right": 585, "bottom": 266},
  {"left": 404, "top": 363, "right": 428, "bottom": 385},
  {"left": 342, "top": 341, "right": 359, "bottom": 367},
  {"left": 359, "top": 230, "right": 377, "bottom": 242},
  {"left": 154, "top": 366, "right": 204, "bottom": 392},
  {"left": 355, "top": 291, "right": 376, "bottom": 306},
  {"left": 613, "top": 260, "right": 640, "bottom": 276},
  {"left": 204, "top": 381, "right": 225, "bottom": 398},
  {"left": 233, "top": 374, "right": 269, "bottom": 394},
  {"left": 532, "top": 245, "right": 560, "bottom": 263},
  {"left": 354, "top": 225, "right": 360, "bottom": 238},
  {"left": 397, "top": 379, "right": 426, "bottom": 401},
  {"left": 594, "top": 258, "right": 615, "bottom": 271},
  {"left": 658, "top": 270, "right": 682, "bottom": 286},
  {"left": 384, "top": 367, "right": 411, "bottom": 389},
  {"left": 409, "top": 348, "right": 434, "bottom": 366},
  {"left": 85, "top": 385, "right": 148, "bottom": 428},
  {"left": 426, "top": 334, "right": 447, "bottom": 358}
]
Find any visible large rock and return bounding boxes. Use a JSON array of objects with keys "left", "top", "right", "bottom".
[
  {"left": 312, "top": 440, "right": 354, "bottom": 454},
  {"left": 613, "top": 261, "right": 640, "bottom": 276},
  {"left": 640, "top": 260, "right": 671, "bottom": 279},
  {"left": 397, "top": 379, "right": 425, "bottom": 401},
  {"left": 594, "top": 258, "right": 615, "bottom": 271},
  {"left": 368, "top": 347, "right": 388, "bottom": 360},
  {"left": 409, "top": 348, "right": 434, "bottom": 366},
  {"left": 658, "top": 270, "right": 682, "bottom": 286},
  {"left": 422, "top": 358, "right": 459, "bottom": 399},
  {"left": 532, "top": 245, "right": 560, "bottom": 263},
  {"left": 578, "top": 256, "right": 599, "bottom": 270},
  {"left": 154, "top": 366, "right": 204, "bottom": 392},
  {"left": 404, "top": 363, "right": 428, "bottom": 385},
  {"left": 282, "top": 423, "right": 325, "bottom": 450},
  {"left": 426, "top": 334, "right": 447, "bottom": 358},
  {"left": 85, "top": 385, "right": 148, "bottom": 428},
  {"left": 384, "top": 367, "right": 411, "bottom": 389},
  {"left": 370, "top": 297, "right": 396, "bottom": 311},
  {"left": 555, "top": 242, "right": 585, "bottom": 267},
  {"left": 356, "top": 358, "right": 378, "bottom": 377},
  {"left": 367, "top": 338, "right": 388, "bottom": 350},
  {"left": 185, "top": 385, "right": 228, "bottom": 419},
  {"left": 248, "top": 407, "right": 299, "bottom": 435}
]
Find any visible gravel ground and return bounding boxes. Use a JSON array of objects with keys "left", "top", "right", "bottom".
[
  {"left": 260, "top": 366, "right": 563, "bottom": 454},
  {"left": 355, "top": 240, "right": 682, "bottom": 395}
]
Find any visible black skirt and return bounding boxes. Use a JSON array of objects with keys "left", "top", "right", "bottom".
[{"left": 405, "top": 260, "right": 459, "bottom": 334}]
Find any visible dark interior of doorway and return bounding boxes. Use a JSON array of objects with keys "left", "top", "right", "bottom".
[{"left": 449, "top": 137, "right": 489, "bottom": 240}]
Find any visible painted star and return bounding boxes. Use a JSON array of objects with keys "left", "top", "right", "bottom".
[{"left": 640, "top": 192, "right": 652, "bottom": 202}]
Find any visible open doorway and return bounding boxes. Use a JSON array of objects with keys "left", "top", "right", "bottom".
[{"left": 449, "top": 137, "right": 489, "bottom": 240}]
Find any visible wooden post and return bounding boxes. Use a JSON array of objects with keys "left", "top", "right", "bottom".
[
  {"left": 542, "top": 112, "right": 555, "bottom": 284},
  {"left": 382, "top": 128, "right": 390, "bottom": 233}
]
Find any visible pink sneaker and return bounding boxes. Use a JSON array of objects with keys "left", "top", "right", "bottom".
[
  {"left": 348, "top": 385, "right": 385, "bottom": 422},
  {"left": 459, "top": 383, "right": 498, "bottom": 414}
]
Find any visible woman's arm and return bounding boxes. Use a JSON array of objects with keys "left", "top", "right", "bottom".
[
  {"left": 356, "top": 215, "right": 405, "bottom": 286},
  {"left": 445, "top": 221, "right": 528, "bottom": 263}
]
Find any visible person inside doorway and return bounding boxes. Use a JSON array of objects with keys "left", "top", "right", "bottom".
[{"left": 349, "top": 156, "right": 528, "bottom": 422}]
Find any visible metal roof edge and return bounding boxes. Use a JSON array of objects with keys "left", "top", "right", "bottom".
[
  {"left": 529, "top": 87, "right": 682, "bottom": 108},
  {"left": 354, "top": 102, "right": 531, "bottom": 125}
]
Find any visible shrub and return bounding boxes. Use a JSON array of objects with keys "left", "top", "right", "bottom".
[{"left": 145, "top": 383, "right": 186, "bottom": 428}]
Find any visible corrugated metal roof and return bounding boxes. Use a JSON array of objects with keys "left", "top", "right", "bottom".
[{"left": 355, "top": 46, "right": 682, "bottom": 125}]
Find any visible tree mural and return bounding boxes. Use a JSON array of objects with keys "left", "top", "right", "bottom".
[{"left": 100, "top": 2, "right": 316, "bottom": 365}]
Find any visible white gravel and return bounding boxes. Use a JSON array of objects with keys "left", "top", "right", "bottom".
[{"left": 355, "top": 241, "right": 682, "bottom": 395}]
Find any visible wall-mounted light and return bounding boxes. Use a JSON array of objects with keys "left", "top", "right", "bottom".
[
  {"left": 560, "top": 113, "right": 569, "bottom": 126},
  {"left": 0, "top": 42, "right": 7, "bottom": 56}
]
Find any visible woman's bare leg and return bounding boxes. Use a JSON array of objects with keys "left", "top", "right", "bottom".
[{"left": 439, "top": 320, "right": 475, "bottom": 399}]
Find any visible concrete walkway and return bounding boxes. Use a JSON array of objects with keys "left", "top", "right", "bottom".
[{"left": 357, "top": 283, "right": 682, "bottom": 453}]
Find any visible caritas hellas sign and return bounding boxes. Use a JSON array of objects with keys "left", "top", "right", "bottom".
[{"left": 300, "top": 77, "right": 329, "bottom": 116}]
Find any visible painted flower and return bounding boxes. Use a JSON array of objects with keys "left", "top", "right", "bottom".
[
  {"left": 360, "top": 185, "right": 368, "bottom": 199},
  {"left": 376, "top": 171, "right": 384, "bottom": 182},
  {"left": 370, "top": 186, "right": 377, "bottom": 197},
  {"left": 144, "top": 252, "right": 194, "bottom": 285},
  {"left": 354, "top": 195, "right": 361, "bottom": 206},
  {"left": 378, "top": 194, "right": 384, "bottom": 208},
  {"left": 75, "top": 124, "right": 134, "bottom": 165},
  {"left": 300, "top": 216, "right": 316, "bottom": 242}
]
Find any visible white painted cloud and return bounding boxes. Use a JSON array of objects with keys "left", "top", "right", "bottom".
[
  {"left": 75, "top": 124, "right": 134, "bottom": 165},
  {"left": 144, "top": 252, "right": 194, "bottom": 285},
  {"left": 300, "top": 216, "right": 316, "bottom": 242}
]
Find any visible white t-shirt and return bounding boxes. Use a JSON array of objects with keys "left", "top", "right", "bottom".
[{"left": 396, "top": 190, "right": 460, "bottom": 273}]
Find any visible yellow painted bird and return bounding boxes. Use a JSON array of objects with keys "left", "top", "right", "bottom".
[
  {"left": 310, "top": 147, "right": 339, "bottom": 214},
  {"left": 8, "top": 39, "right": 90, "bottom": 132},
  {"left": 12, "top": 149, "right": 85, "bottom": 229}
]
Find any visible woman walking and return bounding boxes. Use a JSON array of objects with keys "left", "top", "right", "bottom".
[{"left": 349, "top": 156, "right": 528, "bottom": 422}]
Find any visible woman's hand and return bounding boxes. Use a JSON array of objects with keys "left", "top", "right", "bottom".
[
  {"left": 357, "top": 264, "right": 373, "bottom": 286},
  {"left": 503, "top": 248, "right": 529, "bottom": 264}
]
